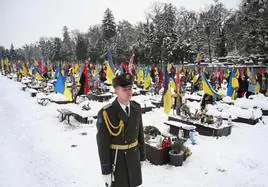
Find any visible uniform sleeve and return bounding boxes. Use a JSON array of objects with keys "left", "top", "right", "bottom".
[
  {"left": 138, "top": 109, "right": 146, "bottom": 161},
  {"left": 96, "top": 110, "right": 112, "bottom": 174}
]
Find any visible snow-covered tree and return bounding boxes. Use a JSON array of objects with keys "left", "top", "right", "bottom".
[
  {"left": 39, "top": 37, "right": 54, "bottom": 61},
  {"left": 102, "top": 8, "right": 116, "bottom": 45},
  {"left": 61, "top": 26, "right": 75, "bottom": 62},
  {"left": 75, "top": 34, "right": 88, "bottom": 61},
  {"left": 9, "top": 44, "right": 16, "bottom": 61},
  {"left": 114, "top": 20, "right": 136, "bottom": 63},
  {"left": 87, "top": 25, "right": 105, "bottom": 63},
  {"left": 51, "top": 37, "right": 62, "bottom": 62},
  {"left": 234, "top": 0, "right": 268, "bottom": 55}
]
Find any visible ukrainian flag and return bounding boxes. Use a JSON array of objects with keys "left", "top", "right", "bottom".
[
  {"left": 105, "top": 49, "right": 115, "bottom": 84},
  {"left": 163, "top": 66, "right": 172, "bottom": 114},
  {"left": 137, "top": 68, "right": 144, "bottom": 84},
  {"left": 227, "top": 71, "right": 235, "bottom": 97},
  {"left": 143, "top": 65, "right": 151, "bottom": 89},
  {"left": 201, "top": 73, "right": 219, "bottom": 97},
  {"left": 54, "top": 71, "right": 72, "bottom": 101},
  {"left": 105, "top": 61, "right": 115, "bottom": 85}
]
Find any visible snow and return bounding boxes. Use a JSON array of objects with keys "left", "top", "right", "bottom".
[
  {"left": 132, "top": 95, "right": 156, "bottom": 108},
  {"left": 1, "top": 74, "right": 268, "bottom": 187},
  {"left": 221, "top": 96, "right": 234, "bottom": 104},
  {"left": 21, "top": 77, "right": 32, "bottom": 84},
  {"left": 28, "top": 88, "right": 38, "bottom": 94},
  {"left": 235, "top": 98, "right": 257, "bottom": 109},
  {"left": 48, "top": 93, "right": 68, "bottom": 102},
  {"left": 184, "top": 92, "right": 202, "bottom": 101},
  {"left": 164, "top": 120, "right": 196, "bottom": 130},
  {"left": 249, "top": 94, "right": 268, "bottom": 110}
]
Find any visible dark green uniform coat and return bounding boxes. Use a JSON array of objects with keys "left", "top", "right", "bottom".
[{"left": 96, "top": 98, "right": 146, "bottom": 187}]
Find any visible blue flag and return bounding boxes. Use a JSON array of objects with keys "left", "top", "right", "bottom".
[
  {"left": 227, "top": 71, "right": 235, "bottom": 97},
  {"left": 54, "top": 71, "right": 65, "bottom": 94}
]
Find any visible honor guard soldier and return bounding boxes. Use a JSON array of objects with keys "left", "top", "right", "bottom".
[{"left": 96, "top": 73, "right": 146, "bottom": 187}]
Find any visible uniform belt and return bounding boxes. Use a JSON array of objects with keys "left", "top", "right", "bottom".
[{"left": 110, "top": 140, "right": 138, "bottom": 150}]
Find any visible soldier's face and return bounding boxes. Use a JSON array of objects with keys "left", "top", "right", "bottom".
[{"left": 115, "top": 86, "right": 132, "bottom": 104}]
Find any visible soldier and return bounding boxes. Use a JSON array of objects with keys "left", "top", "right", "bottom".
[{"left": 96, "top": 73, "right": 146, "bottom": 187}]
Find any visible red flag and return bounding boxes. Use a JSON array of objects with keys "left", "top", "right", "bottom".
[
  {"left": 176, "top": 67, "right": 180, "bottom": 89},
  {"left": 259, "top": 68, "right": 265, "bottom": 76},
  {"left": 158, "top": 68, "right": 164, "bottom": 87},
  {"left": 83, "top": 64, "right": 89, "bottom": 94}
]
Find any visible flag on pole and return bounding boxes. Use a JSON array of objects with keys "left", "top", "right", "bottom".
[
  {"left": 143, "top": 65, "right": 151, "bottom": 89},
  {"left": 201, "top": 73, "right": 220, "bottom": 97},
  {"left": 163, "top": 66, "right": 172, "bottom": 114}
]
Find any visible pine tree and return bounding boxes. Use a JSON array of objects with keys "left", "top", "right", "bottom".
[
  {"left": 87, "top": 25, "right": 105, "bottom": 63},
  {"left": 102, "top": 8, "right": 116, "bottom": 44},
  {"left": 9, "top": 44, "right": 16, "bottom": 61},
  {"left": 39, "top": 37, "right": 54, "bottom": 61},
  {"left": 52, "top": 37, "right": 62, "bottom": 62},
  {"left": 114, "top": 20, "right": 136, "bottom": 63},
  {"left": 76, "top": 34, "right": 88, "bottom": 61},
  {"left": 61, "top": 26, "right": 75, "bottom": 61}
]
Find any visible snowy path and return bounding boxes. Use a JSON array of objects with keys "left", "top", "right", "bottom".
[
  {"left": 1, "top": 75, "right": 268, "bottom": 187},
  {"left": 0, "top": 76, "right": 102, "bottom": 187}
]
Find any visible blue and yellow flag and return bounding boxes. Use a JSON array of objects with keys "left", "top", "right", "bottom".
[
  {"left": 143, "top": 65, "right": 151, "bottom": 89},
  {"left": 105, "top": 49, "right": 115, "bottom": 84},
  {"left": 105, "top": 61, "right": 115, "bottom": 85},
  {"left": 137, "top": 68, "right": 144, "bottom": 84},
  {"left": 54, "top": 71, "right": 72, "bottom": 101},
  {"left": 163, "top": 66, "right": 172, "bottom": 114},
  {"left": 201, "top": 73, "right": 219, "bottom": 97}
]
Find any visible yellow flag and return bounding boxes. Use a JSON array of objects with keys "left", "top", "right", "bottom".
[
  {"left": 74, "top": 64, "right": 79, "bottom": 74},
  {"left": 4, "top": 58, "right": 9, "bottom": 66},
  {"left": 232, "top": 77, "right": 239, "bottom": 89},
  {"left": 232, "top": 89, "right": 237, "bottom": 100},
  {"left": 193, "top": 74, "right": 199, "bottom": 85},
  {"left": 164, "top": 84, "right": 172, "bottom": 114},
  {"left": 29, "top": 69, "right": 33, "bottom": 76},
  {"left": 168, "top": 63, "right": 172, "bottom": 73},
  {"left": 170, "top": 79, "right": 176, "bottom": 90},
  {"left": 246, "top": 67, "right": 250, "bottom": 77},
  {"left": 63, "top": 84, "right": 73, "bottom": 101},
  {"left": 22, "top": 66, "right": 27, "bottom": 76},
  {"left": 202, "top": 79, "right": 214, "bottom": 96},
  {"left": 61, "top": 70, "right": 65, "bottom": 77},
  {"left": 36, "top": 72, "right": 44, "bottom": 81},
  {"left": 256, "top": 82, "right": 260, "bottom": 94},
  {"left": 143, "top": 74, "right": 151, "bottom": 89},
  {"left": 105, "top": 61, "right": 115, "bottom": 85},
  {"left": 235, "top": 69, "right": 240, "bottom": 78},
  {"left": 137, "top": 69, "right": 144, "bottom": 84},
  {"left": 51, "top": 69, "right": 54, "bottom": 80}
]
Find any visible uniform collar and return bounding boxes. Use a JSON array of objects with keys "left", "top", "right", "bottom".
[
  {"left": 113, "top": 99, "right": 129, "bottom": 122},
  {"left": 118, "top": 102, "right": 130, "bottom": 114}
]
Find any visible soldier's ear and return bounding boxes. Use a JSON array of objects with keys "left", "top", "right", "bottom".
[{"left": 114, "top": 87, "right": 119, "bottom": 95}]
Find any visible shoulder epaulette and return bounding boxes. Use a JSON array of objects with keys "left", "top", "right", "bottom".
[
  {"left": 131, "top": 100, "right": 141, "bottom": 108},
  {"left": 102, "top": 103, "right": 112, "bottom": 110}
]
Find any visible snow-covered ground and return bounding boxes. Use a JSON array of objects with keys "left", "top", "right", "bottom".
[{"left": 1, "top": 74, "right": 268, "bottom": 187}]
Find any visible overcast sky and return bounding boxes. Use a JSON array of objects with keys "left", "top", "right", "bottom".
[{"left": 0, "top": 0, "right": 241, "bottom": 49}]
